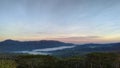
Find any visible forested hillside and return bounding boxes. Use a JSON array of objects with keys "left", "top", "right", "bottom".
[{"left": 0, "top": 53, "right": 120, "bottom": 68}]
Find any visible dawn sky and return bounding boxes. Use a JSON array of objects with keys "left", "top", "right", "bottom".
[{"left": 0, "top": 0, "right": 120, "bottom": 43}]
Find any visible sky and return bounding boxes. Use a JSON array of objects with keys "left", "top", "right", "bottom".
[{"left": 0, "top": 0, "right": 120, "bottom": 44}]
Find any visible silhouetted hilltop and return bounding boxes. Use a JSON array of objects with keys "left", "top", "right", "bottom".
[
  {"left": 0, "top": 39, "right": 120, "bottom": 56},
  {"left": 0, "top": 39, "right": 73, "bottom": 52}
]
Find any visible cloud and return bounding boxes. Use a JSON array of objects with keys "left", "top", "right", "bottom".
[
  {"left": 47, "top": 36, "right": 102, "bottom": 44},
  {"left": 49, "top": 36, "right": 120, "bottom": 44},
  {"left": 65, "top": 36, "right": 100, "bottom": 39}
]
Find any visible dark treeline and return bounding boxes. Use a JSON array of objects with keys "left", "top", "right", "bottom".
[{"left": 0, "top": 53, "right": 120, "bottom": 68}]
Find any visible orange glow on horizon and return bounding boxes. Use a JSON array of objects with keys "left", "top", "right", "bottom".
[{"left": 0, "top": 35, "right": 120, "bottom": 44}]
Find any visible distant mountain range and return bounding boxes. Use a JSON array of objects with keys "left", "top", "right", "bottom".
[
  {"left": 0, "top": 39, "right": 73, "bottom": 52},
  {"left": 0, "top": 39, "right": 120, "bottom": 56}
]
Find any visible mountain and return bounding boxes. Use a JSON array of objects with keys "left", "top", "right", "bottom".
[
  {"left": 0, "top": 39, "right": 120, "bottom": 57},
  {"left": 51, "top": 43, "right": 120, "bottom": 57},
  {"left": 0, "top": 39, "right": 73, "bottom": 52}
]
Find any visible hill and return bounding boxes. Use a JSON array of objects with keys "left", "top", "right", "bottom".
[{"left": 0, "top": 39, "right": 120, "bottom": 57}]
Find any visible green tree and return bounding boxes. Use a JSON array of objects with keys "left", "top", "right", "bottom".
[
  {"left": 0, "top": 60, "right": 17, "bottom": 68},
  {"left": 85, "top": 53, "right": 119, "bottom": 68}
]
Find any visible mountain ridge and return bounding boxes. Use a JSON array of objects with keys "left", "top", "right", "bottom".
[
  {"left": 0, "top": 39, "right": 73, "bottom": 52},
  {"left": 0, "top": 39, "right": 120, "bottom": 56}
]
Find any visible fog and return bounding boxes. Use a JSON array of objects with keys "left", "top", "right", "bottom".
[{"left": 15, "top": 45, "right": 76, "bottom": 55}]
